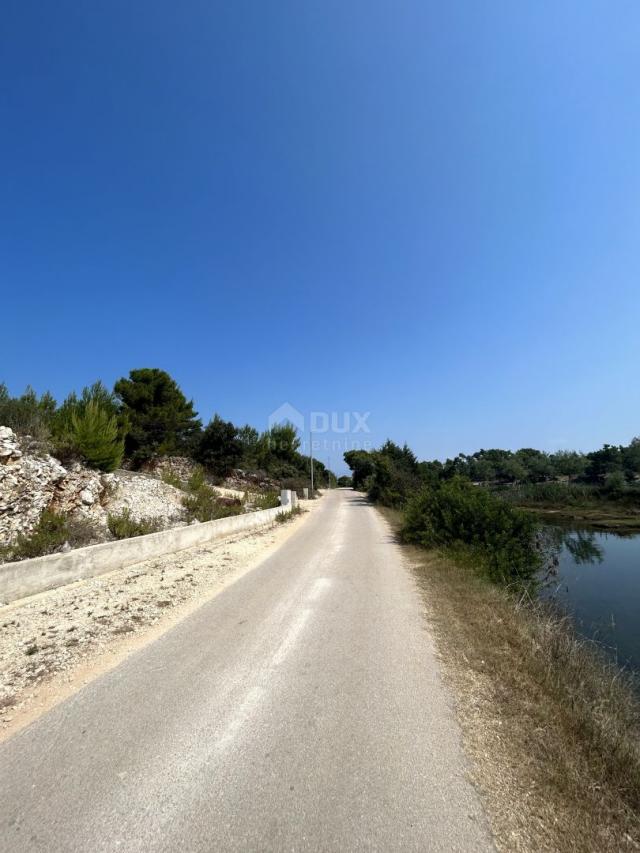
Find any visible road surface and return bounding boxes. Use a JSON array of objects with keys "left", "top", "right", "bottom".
[{"left": 0, "top": 490, "right": 493, "bottom": 852}]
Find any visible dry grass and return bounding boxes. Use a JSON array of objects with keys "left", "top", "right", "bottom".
[{"left": 380, "top": 509, "right": 640, "bottom": 852}]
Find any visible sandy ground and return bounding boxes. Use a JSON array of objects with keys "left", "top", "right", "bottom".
[{"left": 0, "top": 501, "right": 315, "bottom": 742}]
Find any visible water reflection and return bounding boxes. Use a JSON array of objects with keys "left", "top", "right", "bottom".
[
  {"left": 539, "top": 524, "right": 640, "bottom": 671},
  {"left": 559, "top": 529, "right": 603, "bottom": 565}
]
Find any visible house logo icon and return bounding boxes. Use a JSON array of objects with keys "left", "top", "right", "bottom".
[{"left": 268, "top": 402, "right": 305, "bottom": 433}]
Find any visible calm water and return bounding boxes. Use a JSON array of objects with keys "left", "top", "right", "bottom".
[{"left": 542, "top": 526, "right": 640, "bottom": 671}]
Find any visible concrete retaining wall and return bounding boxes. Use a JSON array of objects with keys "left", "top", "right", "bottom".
[{"left": 0, "top": 505, "right": 293, "bottom": 604}]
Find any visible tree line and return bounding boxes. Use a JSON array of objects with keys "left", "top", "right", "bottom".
[
  {"left": 343, "top": 435, "right": 640, "bottom": 587},
  {"left": 0, "top": 368, "right": 334, "bottom": 488},
  {"left": 346, "top": 438, "right": 640, "bottom": 499}
]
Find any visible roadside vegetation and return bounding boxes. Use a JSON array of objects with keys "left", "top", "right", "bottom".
[
  {"left": 346, "top": 438, "right": 640, "bottom": 530},
  {"left": 107, "top": 509, "right": 163, "bottom": 540},
  {"left": 0, "top": 369, "right": 328, "bottom": 562},
  {"left": 346, "top": 443, "right": 640, "bottom": 850},
  {"left": 0, "top": 511, "right": 101, "bottom": 562},
  {"left": 0, "top": 369, "right": 335, "bottom": 490},
  {"left": 398, "top": 534, "right": 640, "bottom": 852}
]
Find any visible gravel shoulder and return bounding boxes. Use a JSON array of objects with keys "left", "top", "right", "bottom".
[{"left": 0, "top": 501, "right": 316, "bottom": 742}]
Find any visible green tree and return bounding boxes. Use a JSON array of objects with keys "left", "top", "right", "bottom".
[
  {"left": 237, "top": 424, "right": 264, "bottom": 469},
  {"left": 52, "top": 381, "right": 124, "bottom": 446},
  {"left": 195, "top": 415, "right": 243, "bottom": 476},
  {"left": 70, "top": 400, "right": 124, "bottom": 472},
  {"left": 586, "top": 444, "right": 623, "bottom": 482},
  {"left": 343, "top": 449, "right": 376, "bottom": 490},
  {"left": 114, "top": 368, "right": 201, "bottom": 464},
  {"left": 0, "top": 384, "right": 56, "bottom": 440},
  {"left": 550, "top": 450, "right": 587, "bottom": 478},
  {"left": 622, "top": 438, "right": 640, "bottom": 480},
  {"left": 514, "top": 448, "right": 554, "bottom": 482}
]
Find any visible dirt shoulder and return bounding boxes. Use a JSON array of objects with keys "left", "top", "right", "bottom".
[
  {"left": 377, "top": 508, "right": 640, "bottom": 853},
  {"left": 0, "top": 501, "right": 316, "bottom": 742}
]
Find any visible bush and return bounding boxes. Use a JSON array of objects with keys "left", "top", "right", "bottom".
[
  {"left": 401, "top": 477, "right": 540, "bottom": 585},
  {"left": 3, "top": 510, "right": 69, "bottom": 561},
  {"left": 161, "top": 469, "right": 184, "bottom": 490},
  {"left": 68, "top": 400, "right": 124, "bottom": 472},
  {"left": 107, "top": 509, "right": 162, "bottom": 539},
  {"left": 181, "top": 473, "right": 244, "bottom": 522},
  {"left": 0, "top": 384, "right": 56, "bottom": 444},
  {"left": 276, "top": 506, "right": 303, "bottom": 523},
  {"left": 252, "top": 491, "right": 281, "bottom": 510}
]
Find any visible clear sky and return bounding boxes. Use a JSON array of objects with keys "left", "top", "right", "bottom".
[{"left": 2, "top": 1, "right": 639, "bottom": 471}]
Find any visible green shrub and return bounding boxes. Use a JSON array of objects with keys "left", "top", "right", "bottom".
[
  {"left": 107, "top": 509, "right": 162, "bottom": 539},
  {"left": 4, "top": 510, "right": 69, "bottom": 561},
  {"left": 0, "top": 384, "right": 56, "bottom": 443},
  {"left": 401, "top": 477, "right": 540, "bottom": 586},
  {"left": 186, "top": 467, "right": 206, "bottom": 492},
  {"left": 181, "top": 477, "right": 244, "bottom": 523},
  {"left": 68, "top": 400, "right": 124, "bottom": 472},
  {"left": 276, "top": 506, "right": 303, "bottom": 523},
  {"left": 252, "top": 491, "right": 281, "bottom": 510},
  {"left": 161, "top": 469, "right": 184, "bottom": 490}
]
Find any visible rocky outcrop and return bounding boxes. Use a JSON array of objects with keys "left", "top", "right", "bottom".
[
  {"left": 50, "top": 463, "right": 107, "bottom": 532},
  {"left": 226, "top": 469, "right": 279, "bottom": 492},
  {"left": 102, "top": 471, "right": 186, "bottom": 525},
  {"left": 0, "top": 427, "right": 188, "bottom": 549},
  {"left": 0, "top": 427, "right": 67, "bottom": 545}
]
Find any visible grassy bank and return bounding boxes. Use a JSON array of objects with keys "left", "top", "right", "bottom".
[
  {"left": 380, "top": 507, "right": 640, "bottom": 852},
  {"left": 518, "top": 504, "right": 640, "bottom": 532},
  {"left": 498, "top": 482, "right": 640, "bottom": 531}
]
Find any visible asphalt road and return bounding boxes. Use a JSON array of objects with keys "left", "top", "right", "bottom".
[{"left": 0, "top": 490, "right": 494, "bottom": 852}]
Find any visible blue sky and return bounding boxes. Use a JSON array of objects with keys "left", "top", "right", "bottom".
[{"left": 2, "top": 1, "right": 640, "bottom": 471}]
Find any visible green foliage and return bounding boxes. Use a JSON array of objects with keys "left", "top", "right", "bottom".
[
  {"left": 114, "top": 368, "right": 201, "bottom": 465},
  {"left": 195, "top": 414, "right": 243, "bottom": 476},
  {"left": 186, "top": 466, "right": 206, "bottom": 492},
  {"left": 337, "top": 475, "right": 352, "bottom": 487},
  {"left": 50, "top": 381, "right": 127, "bottom": 465},
  {"left": 552, "top": 450, "right": 587, "bottom": 478},
  {"left": 503, "top": 482, "right": 598, "bottom": 506},
  {"left": 3, "top": 510, "right": 68, "bottom": 561},
  {"left": 401, "top": 478, "right": 541, "bottom": 585},
  {"left": 67, "top": 400, "right": 124, "bottom": 472},
  {"left": 181, "top": 471, "right": 243, "bottom": 522},
  {"left": 237, "top": 424, "right": 263, "bottom": 469},
  {"left": 258, "top": 423, "right": 302, "bottom": 475},
  {"left": 604, "top": 470, "right": 627, "bottom": 496},
  {"left": 343, "top": 449, "right": 376, "bottom": 490},
  {"left": 345, "top": 443, "right": 420, "bottom": 502},
  {"left": 107, "top": 509, "right": 162, "bottom": 539},
  {"left": 0, "top": 384, "right": 56, "bottom": 442},
  {"left": 505, "top": 480, "right": 640, "bottom": 508},
  {"left": 53, "top": 381, "right": 122, "bottom": 435},
  {"left": 586, "top": 444, "right": 623, "bottom": 481},
  {"left": 252, "top": 491, "right": 281, "bottom": 509},
  {"left": 276, "top": 505, "right": 303, "bottom": 523},
  {"left": 160, "top": 469, "right": 184, "bottom": 490}
]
